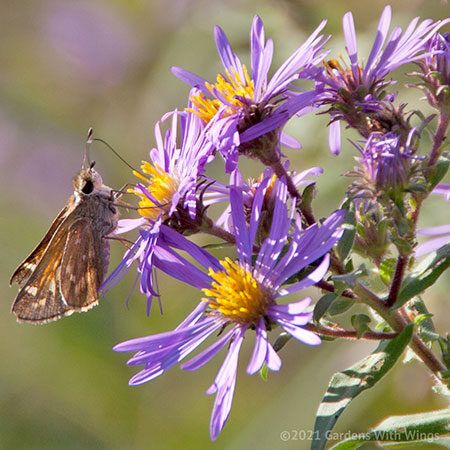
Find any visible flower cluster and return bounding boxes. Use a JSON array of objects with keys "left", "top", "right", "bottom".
[{"left": 108, "top": 7, "right": 450, "bottom": 442}]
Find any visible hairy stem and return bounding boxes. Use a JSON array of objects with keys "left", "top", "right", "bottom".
[
  {"left": 428, "top": 112, "right": 449, "bottom": 167},
  {"left": 353, "top": 283, "right": 446, "bottom": 377},
  {"left": 305, "top": 323, "right": 397, "bottom": 340},
  {"left": 385, "top": 255, "right": 408, "bottom": 308},
  {"left": 202, "top": 220, "right": 236, "bottom": 244},
  {"left": 270, "top": 159, "right": 300, "bottom": 199}
]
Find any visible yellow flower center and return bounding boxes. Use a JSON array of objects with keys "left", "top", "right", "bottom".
[
  {"left": 130, "top": 161, "right": 180, "bottom": 221},
  {"left": 202, "top": 257, "right": 272, "bottom": 324},
  {"left": 188, "top": 65, "right": 255, "bottom": 123}
]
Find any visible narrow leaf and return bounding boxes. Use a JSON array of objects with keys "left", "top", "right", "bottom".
[
  {"left": 314, "top": 293, "right": 338, "bottom": 322},
  {"left": 312, "top": 325, "right": 414, "bottom": 450},
  {"left": 396, "top": 244, "right": 450, "bottom": 307},
  {"left": 330, "top": 408, "right": 450, "bottom": 449},
  {"left": 337, "top": 210, "right": 356, "bottom": 261}
]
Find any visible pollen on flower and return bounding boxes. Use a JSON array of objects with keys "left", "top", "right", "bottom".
[
  {"left": 130, "top": 161, "right": 180, "bottom": 221},
  {"left": 324, "top": 58, "right": 363, "bottom": 90},
  {"left": 202, "top": 257, "right": 272, "bottom": 324},
  {"left": 188, "top": 65, "right": 255, "bottom": 123}
]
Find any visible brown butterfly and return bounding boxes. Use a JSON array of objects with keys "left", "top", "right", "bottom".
[{"left": 10, "top": 129, "right": 119, "bottom": 324}]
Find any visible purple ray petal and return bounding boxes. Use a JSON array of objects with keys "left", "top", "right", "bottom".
[
  {"left": 415, "top": 235, "right": 450, "bottom": 257},
  {"left": 208, "top": 328, "right": 245, "bottom": 440},
  {"left": 277, "top": 254, "right": 330, "bottom": 296},
  {"left": 214, "top": 25, "right": 244, "bottom": 80},
  {"left": 171, "top": 66, "right": 208, "bottom": 94},
  {"left": 343, "top": 12, "right": 359, "bottom": 81},
  {"left": 328, "top": 120, "right": 341, "bottom": 155},
  {"left": 230, "top": 182, "right": 252, "bottom": 265},
  {"left": 246, "top": 318, "right": 268, "bottom": 375},
  {"left": 278, "top": 320, "right": 321, "bottom": 345},
  {"left": 265, "top": 343, "right": 282, "bottom": 371},
  {"left": 181, "top": 327, "right": 235, "bottom": 371}
]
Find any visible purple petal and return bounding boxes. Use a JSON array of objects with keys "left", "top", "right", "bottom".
[
  {"left": 239, "top": 110, "right": 288, "bottom": 144},
  {"left": 246, "top": 318, "right": 268, "bottom": 375},
  {"left": 277, "top": 254, "right": 330, "bottom": 296},
  {"left": 248, "top": 175, "right": 271, "bottom": 252},
  {"left": 415, "top": 235, "right": 450, "bottom": 257},
  {"left": 270, "top": 297, "right": 312, "bottom": 315},
  {"left": 159, "top": 225, "right": 221, "bottom": 271},
  {"left": 153, "top": 243, "right": 211, "bottom": 289},
  {"left": 255, "top": 179, "right": 290, "bottom": 278},
  {"left": 328, "top": 120, "right": 341, "bottom": 155},
  {"left": 181, "top": 327, "right": 235, "bottom": 371},
  {"left": 434, "top": 184, "right": 450, "bottom": 200},
  {"left": 363, "top": 6, "right": 392, "bottom": 80},
  {"left": 280, "top": 132, "right": 301, "bottom": 149},
  {"left": 114, "top": 218, "right": 145, "bottom": 235},
  {"left": 418, "top": 224, "right": 450, "bottom": 236},
  {"left": 208, "top": 328, "right": 245, "bottom": 440},
  {"left": 265, "top": 343, "right": 282, "bottom": 371},
  {"left": 342, "top": 12, "right": 359, "bottom": 81},
  {"left": 278, "top": 320, "right": 321, "bottom": 346},
  {"left": 230, "top": 181, "right": 252, "bottom": 265},
  {"left": 214, "top": 25, "right": 244, "bottom": 80},
  {"left": 171, "top": 66, "right": 208, "bottom": 94}
]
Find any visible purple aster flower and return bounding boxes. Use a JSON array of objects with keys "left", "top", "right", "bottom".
[
  {"left": 415, "top": 32, "right": 450, "bottom": 113},
  {"left": 316, "top": 6, "right": 449, "bottom": 154},
  {"left": 172, "top": 15, "right": 329, "bottom": 171},
  {"left": 348, "top": 130, "right": 415, "bottom": 198},
  {"left": 114, "top": 175, "right": 344, "bottom": 440},
  {"left": 101, "top": 99, "right": 216, "bottom": 311},
  {"left": 416, "top": 184, "right": 450, "bottom": 256},
  {"left": 204, "top": 164, "right": 323, "bottom": 237}
]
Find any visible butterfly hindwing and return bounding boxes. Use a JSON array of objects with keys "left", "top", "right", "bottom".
[{"left": 60, "top": 218, "right": 103, "bottom": 310}]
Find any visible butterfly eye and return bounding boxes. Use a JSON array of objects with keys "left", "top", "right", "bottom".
[{"left": 81, "top": 179, "right": 94, "bottom": 194}]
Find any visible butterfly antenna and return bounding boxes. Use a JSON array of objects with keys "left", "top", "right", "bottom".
[
  {"left": 93, "top": 137, "right": 143, "bottom": 175},
  {"left": 83, "top": 127, "right": 94, "bottom": 169}
]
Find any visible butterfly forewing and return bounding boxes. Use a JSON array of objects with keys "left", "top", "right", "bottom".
[
  {"left": 10, "top": 205, "right": 70, "bottom": 287},
  {"left": 11, "top": 218, "right": 72, "bottom": 323}
]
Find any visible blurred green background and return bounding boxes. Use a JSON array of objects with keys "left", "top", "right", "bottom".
[{"left": 1, "top": 1, "right": 449, "bottom": 449}]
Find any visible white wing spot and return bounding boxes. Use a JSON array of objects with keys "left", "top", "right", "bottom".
[
  {"left": 25, "top": 286, "right": 38, "bottom": 296},
  {"left": 48, "top": 279, "right": 56, "bottom": 294}
]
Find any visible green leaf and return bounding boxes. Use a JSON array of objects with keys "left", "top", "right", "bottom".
[
  {"left": 405, "top": 298, "right": 439, "bottom": 343},
  {"left": 259, "top": 364, "right": 268, "bottom": 381},
  {"left": 332, "top": 264, "right": 368, "bottom": 289},
  {"left": 337, "top": 211, "right": 356, "bottom": 261},
  {"left": 313, "top": 293, "right": 338, "bottom": 322},
  {"left": 329, "top": 408, "right": 450, "bottom": 449},
  {"left": 351, "top": 314, "right": 372, "bottom": 338},
  {"left": 380, "top": 258, "right": 397, "bottom": 286},
  {"left": 429, "top": 152, "right": 450, "bottom": 189},
  {"left": 328, "top": 298, "right": 354, "bottom": 316},
  {"left": 311, "top": 325, "right": 414, "bottom": 450},
  {"left": 272, "top": 332, "right": 291, "bottom": 352},
  {"left": 396, "top": 244, "right": 450, "bottom": 307}
]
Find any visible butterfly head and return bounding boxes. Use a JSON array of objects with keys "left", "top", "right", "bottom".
[{"left": 73, "top": 162, "right": 104, "bottom": 196}]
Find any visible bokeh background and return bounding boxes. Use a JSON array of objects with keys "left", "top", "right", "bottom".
[{"left": 0, "top": 1, "right": 449, "bottom": 449}]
